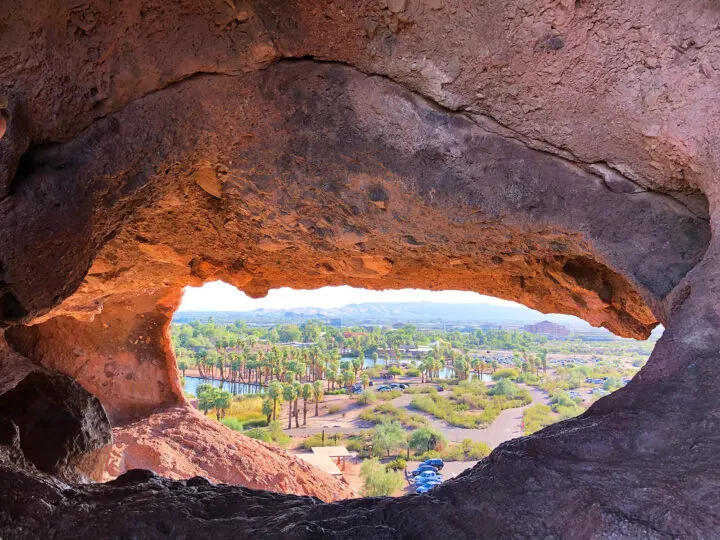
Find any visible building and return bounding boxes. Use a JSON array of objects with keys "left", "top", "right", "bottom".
[{"left": 522, "top": 320, "right": 569, "bottom": 339}]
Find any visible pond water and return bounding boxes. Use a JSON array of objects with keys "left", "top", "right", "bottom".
[
  {"left": 354, "top": 356, "right": 492, "bottom": 381},
  {"left": 184, "top": 376, "right": 265, "bottom": 397}
]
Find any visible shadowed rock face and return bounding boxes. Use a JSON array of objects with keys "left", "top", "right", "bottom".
[
  {"left": 0, "top": 0, "right": 720, "bottom": 537},
  {"left": 0, "top": 370, "right": 111, "bottom": 478}
]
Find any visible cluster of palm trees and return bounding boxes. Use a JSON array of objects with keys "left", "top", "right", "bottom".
[{"left": 265, "top": 379, "right": 325, "bottom": 429}]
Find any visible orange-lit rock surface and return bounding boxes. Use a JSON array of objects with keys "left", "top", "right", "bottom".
[{"left": 101, "top": 405, "right": 354, "bottom": 502}]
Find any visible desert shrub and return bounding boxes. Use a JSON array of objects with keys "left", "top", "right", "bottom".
[
  {"left": 377, "top": 389, "right": 403, "bottom": 401},
  {"left": 405, "top": 368, "right": 421, "bottom": 377},
  {"left": 328, "top": 404, "right": 342, "bottom": 414},
  {"left": 360, "top": 458, "right": 405, "bottom": 496},
  {"left": 243, "top": 419, "right": 269, "bottom": 429},
  {"left": 221, "top": 417, "right": 243, "bottom": 431},
  {"left": 243, "top": 421, "right": 290, "bottom": 447},
  {"left": 416, "top": 450, "right": 441, "bottom": 461},
  {"left": 489, "top": 378, "right": 519, "bottom": 397},
  {"left": 357, "top": 390, "right": 377, "bottom": 405},
  {"left": 436, "top": 439, "right": 491, "bottom": 461},
  {"left": 388, "top": 366, "right": 403, "bottom": 376},
  {"left": 385, "top": 458, "right": 407, "bottom": 471},
  {"left": 244, "top": 428, "right": 272, "bottom": 443},
  {"left": 225, "top": 395, "right": 266, "bottom": 424},
  {"left": 462, "top": 439, "right": 491, "bottom": 460},
  {"left": 492, "top": 368, "right": 519, "bottom": 380}
]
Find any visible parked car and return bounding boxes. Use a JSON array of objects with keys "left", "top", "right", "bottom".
[
  {"left": 415, "top": 471, "right": 443, "bottom": 480},
  {"left": 418, "top": 479, "right": 442, "bottom": 487},
  {"left": 415, "top": 485, "right": 431, "bottom": 494},
  {"left": 435, "top": 385, "right": 444, "bottom": 392},
  {"left": 411, "top": 465, "right": 438, "bottom": 476},
  {"left": 398, "top": 384, "right": 408, "bottom": 389},
  {"left": 422, "top": 458, "right": 444, "bottom": 470},
  {"left": 377, "top": 386, "right": 392, "bottom": 392}
]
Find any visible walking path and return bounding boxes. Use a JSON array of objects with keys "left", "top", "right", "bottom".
[
  {"left": 396, "top": 386, "right": 548, "bottom": 445},
  {"left": 286, "top": 384, "right": 550, "bottom": 449}
]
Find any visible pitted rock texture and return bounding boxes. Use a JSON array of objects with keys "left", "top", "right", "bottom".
[
  {"left": 0, "top": 370, "right": 111, "bottom": 478},
  {"left": 99, "top": 405, "right": 355, "bottom": 502},
  {"left": 6, "top": 290, "right": 185, "bottom": 424}
]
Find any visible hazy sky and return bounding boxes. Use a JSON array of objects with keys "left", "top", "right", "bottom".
[{"left": 177, "top": 281, "right": 523, "bottom": 312}]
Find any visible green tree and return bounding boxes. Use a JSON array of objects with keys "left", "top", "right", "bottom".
[
  {"left": 283, "top": 383, "right": 297, "bottom": 430},
  {"left": 197, "top": 384, "right": 216, "bottom": 416},
  {"left": 408, "top": 427, "right": 447, "bottom": 454},
  {"left": 262, "top": 397, "right": 273, "bottom": 424},
  {"left": 301, "top": 383, "right": 313, "bottom": 426},
  {"left": 361, "top": 372, "right": 370, "bottom": 389},
  {"left": 268, "top": 381, "right": 283, "bottom": 422},
  {"left": 177, "top": 360, "right": 188, "bottom": 376},
  {"left": 360, "top": 458, "right": 404, "bottom": 496},
  {"left": 213, "top": 389, "right": 232, "bottom": 420},
  {"left": 372, "top": 420, "right": 407, "bottom": 457},
  {"left": 342, "top": 370, "right": 355, "bottom": 395}
]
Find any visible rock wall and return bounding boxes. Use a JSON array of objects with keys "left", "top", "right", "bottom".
[{"left": 0, "top": 0, "right": 720, "bottom": 537}]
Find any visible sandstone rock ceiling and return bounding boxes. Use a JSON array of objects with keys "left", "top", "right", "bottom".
[{"left": 1, "top": 0, "right": 720, "bottom": 538}]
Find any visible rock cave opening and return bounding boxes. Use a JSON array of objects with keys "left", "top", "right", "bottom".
[
  {"left": 158, "top": 281, "right": 663, "bottom": 502},
  {"left": 2, "top": 2, "right": 720, "bottom": 535}
]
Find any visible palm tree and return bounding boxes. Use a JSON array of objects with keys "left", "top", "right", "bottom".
[
  {"left": 268, "top": 381, "right": 283, "bottom": 422},
  {"left": 262, "top": 397, "right": 273, "bottom": 424},
  {"left": 342, "top": 370, "right": 355, "bottom": 395},
  {"left": 292, "top": 381, "right": 302, "bottom": 428},
  {"left": 283, "top": 383, "right": 297, "bottom": 430},
  {"left": 313, "top": 380, "right": 324, "bottom": 416},
  {"left": 372, "top": 352, "right": 379, "bottom": 367},
  {"left": 301, "top": 383, "right": 312, "bottom": 426}
]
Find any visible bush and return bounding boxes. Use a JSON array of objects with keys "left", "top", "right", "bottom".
[
  {"left": 385, "top": 458, "right": 407, "bottom": 471},
  {"left": 328, "top": 404, "right": 342, "bottom": 414},
  {"left": 416, "top": 450, "right": 441, "bottom": 461},
  {"left": 357, "top": 390, "right": 377, "bottom": 405},
  {"left": 377, "top": 389, "right": 403, "bottom": 401},
  {"left": 489, "top": 378, "right": 519, "bottom": 397},
  {"left": 221, "top": 417, "right": 243, "bottom": 431},
  {"left": 522, "top": 404, "right": 555, "bottom": 435},
  {"left": 245, "top": 428, "right": 272, "bottom": 443},
  {"left": 360, "top": 458, "right": 405, "bottom": 496},
  {"left": 405, "top": 368, "right": 421, "bottom": 377},
  {"left": 388, "top": 366, "right": 403, "bottom": 376},
  {"left": 243, "top": 419, "right": 269, "bottom": 429},
  {"left": 492, "top": 368, "right": 519, "bottom": 381}
]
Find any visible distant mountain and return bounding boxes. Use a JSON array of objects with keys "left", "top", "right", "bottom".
[{"left": 173, "top": 301, "right": 594, "bottom": 329}]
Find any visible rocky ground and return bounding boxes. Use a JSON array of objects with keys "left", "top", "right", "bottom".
[{"left": 101, "top": 405, "right": 355, "bottom": 502}]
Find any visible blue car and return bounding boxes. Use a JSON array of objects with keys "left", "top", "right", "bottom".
[
  {"left": 415, "top": 485, "right": 431, "bottom": 494},
  {"left": 414, "top": 472, "right": 443, "bottom": 483},
  {"left": 422, "top": 458, "right": 444, "bottom": 470},
  {"left": 411, "top": 465, "right": 438, "bottom": 476}
]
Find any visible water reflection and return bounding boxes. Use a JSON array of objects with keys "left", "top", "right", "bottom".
[{"left": 184, "top": 376, "right": 265, "bottom": 396}]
